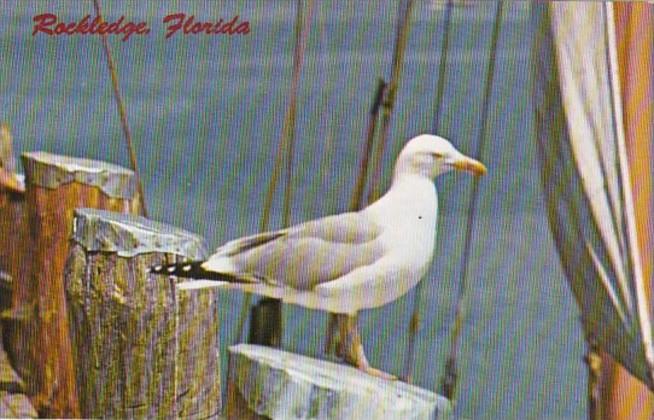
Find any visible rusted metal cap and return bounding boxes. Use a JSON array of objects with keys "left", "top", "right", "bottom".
[
  {"left": 72, "top": 208, "right": 208, "bottom": 259},
  {"left": 21, "top": 152, "right": 136, "bottom": 199}
]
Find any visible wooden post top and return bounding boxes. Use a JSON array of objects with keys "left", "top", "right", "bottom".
[
  {"left": 228, "top": 344, "right": 453, "bottom": 419},
  {"left": 71, "top": 208, "right": 208, "bottom": 259},
  {"left": 21, "top": 152, "right": 136, "bottom": 199}
]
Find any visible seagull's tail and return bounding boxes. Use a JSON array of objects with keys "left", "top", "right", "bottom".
[
  {"left": 149, "top": 261, "right": 223, "bottom": 281},
  {"left": 149, "top": 261, "right": 232, "bottom": 281}
]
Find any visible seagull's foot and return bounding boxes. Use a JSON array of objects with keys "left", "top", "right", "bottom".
[
  {"left": 336, "top": 313, "right": 397, "bottom": 381},
  {"left": 356, "top": 361, "right": 398, "bottom": 381},
  {"left": 349, "top": 344, "right": 397, "bottom": 380}
]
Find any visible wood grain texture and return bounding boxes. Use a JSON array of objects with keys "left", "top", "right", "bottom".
[
  {"left": 0, "top": 392, "right": 37, "bottom": 418},
  {"left": 65, "top": 209, "right": 220, "bottom": 418},
  {"left": 17, "top": 152, "right": 141, "bottom": 417},
  {"left": 0, "top": 178, "right": 27, "bottom": 333},
  {"left": 0, "top": 123, "right": 26, "bottom": 322},
  {"left": 0, "top": 347, "right": 35, "bottom": 419},
  {"left": 0, "top": 128, "right": 31, "bottom": 413},
  {"left": 0, "top": 127, "right": 39, "bottom": 420},
  {"left": 175, "top": 282, "right": 221, "bottom": 418}
]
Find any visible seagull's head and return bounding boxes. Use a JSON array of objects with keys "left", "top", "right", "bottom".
[{"left": 394, "top": 134, "right": 487, "bottom": 180}]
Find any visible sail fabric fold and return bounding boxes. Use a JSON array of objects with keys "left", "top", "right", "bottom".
[{"left": 533, "top": 2, "right": 654, "bottom": 389}]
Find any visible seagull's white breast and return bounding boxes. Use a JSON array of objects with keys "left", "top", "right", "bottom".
[{"left": 320, "top": 175, "right": 439, "bottom": 311}]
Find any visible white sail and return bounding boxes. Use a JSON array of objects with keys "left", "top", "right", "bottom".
[{"left": 533, "top": 2, "right": 654, "bottom": 389}]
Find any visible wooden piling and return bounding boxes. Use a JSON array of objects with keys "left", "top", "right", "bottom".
[
  {"left": 248, "top": 297, "right": 282, "bottom": 347},
  {"left": 65, "top": 208, "right": 221, "bottom": 418},
  {"left": 0, "top": 124, "right": 28, "bottom": 344},
  {"left": 0, "top": 124, "right": 26, "bottom": 301},
  {"left": 0, "top": 344, "right": 34, "bottom": 417},
  {"left": 226, "top": 344, "right": 452, "bottom": 419},
  {"left": 0, "top": 126, "right": 36, "bottom": 419},
  {"left": 17, "top": 152, "right": 142, "bottom": 417},
  {"left": 438, "top": 2, "right": 503, "bottom": 400}
]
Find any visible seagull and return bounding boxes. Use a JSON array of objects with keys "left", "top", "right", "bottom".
[{"left": 150, "top": 134, "right": 486, "bottom": 378}]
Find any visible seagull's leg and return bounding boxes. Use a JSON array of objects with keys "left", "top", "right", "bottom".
[
  {"left": 336, "top": 313, "right": 397, "bottom": 380},
  {"left": 324, "top": 313, "right": 338, "bottom": 356}
]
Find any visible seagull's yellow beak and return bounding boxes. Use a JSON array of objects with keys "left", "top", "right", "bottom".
[{"left": 452, "top": 157, "right": 487, "bottom": 176}]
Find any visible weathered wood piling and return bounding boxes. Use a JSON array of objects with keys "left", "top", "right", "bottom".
[
  {"left": 0, "top": 173, "right": 26, "bottom": 322},
  {"left": 249, "top": 298, "right": 283, "bottom": 347},
  {"left": 226, "top": 344, "right": 453, "bottom": 419},
  {"left": 0, "top": 345, "right": 36, "bottom": 418},
  {"left": 0, "top": 125, "right": 37, "bottom": 418},
  {"left": 65, "top": 208, "right": 221, "bottom": 418},
  {"left": 13, "top": 152, "right": 142, "bottom": 416},
  {"left": 0, "top": 124, "right": 27, "bottom": 333}
]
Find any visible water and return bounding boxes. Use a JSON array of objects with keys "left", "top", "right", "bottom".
[{"left": 0, "top": 2, "right": 585, "bottom": 418}]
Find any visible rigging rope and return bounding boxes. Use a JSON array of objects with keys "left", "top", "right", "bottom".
[
  {"left": 403, "top": 0, "right": 455, "bottom": 384},
  {"left": 349, "top": 78, "right": 387, "bottom": 211},
  {"left": 325, "top": 78, "right": 386, "bottom": 356},
  {"left": 367, "top": 0, "right": 417, "bottom": 203},
  {"left": 235, "top": 0, "right": 315, "bottom": 344},
  {"left": 438, "top": 1, "right": 504, "bottom": 400},
  {"left": 92, "top": 0, "right": 148, "bottom": 217}
]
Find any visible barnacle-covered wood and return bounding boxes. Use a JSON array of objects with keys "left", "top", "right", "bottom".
[
  {"left": 65, "top": 209, "right": 220, "bottom": 419},
  {"left": 17, "top": 152, "right": 142, "bottom": 417},
  {"left": 226, "top": 344, "right": 453, "bottom": 420}
]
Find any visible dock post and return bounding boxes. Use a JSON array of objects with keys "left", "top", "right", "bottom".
[
  {"left": 0, "top": 125, "right": 38, "bottom": 418},
  {"left": 248, "top": 297, "right": 283, "bottom": 347},
  {"left": 0, "top": 176, "right": 26, "bottom": 343},
  {"left": 226, "top": 344, "right": 453, "bottom": 419},
  {"left": 17, "top": 152, "right": 142, "bottom": 417},
  {"left": 0, "top": 124, "right": 27, "bottom": 346},
  {"left": 65, "top": 209, "right": 221, "bottom": 418}
]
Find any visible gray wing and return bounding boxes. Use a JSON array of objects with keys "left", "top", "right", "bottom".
[{"left": 207, "top": 212, "right": 386, "bottom": 290}]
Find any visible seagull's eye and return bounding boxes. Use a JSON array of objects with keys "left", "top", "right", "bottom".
[{"left": 431, "top": 152, "right": 444, "bottom": 158}]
